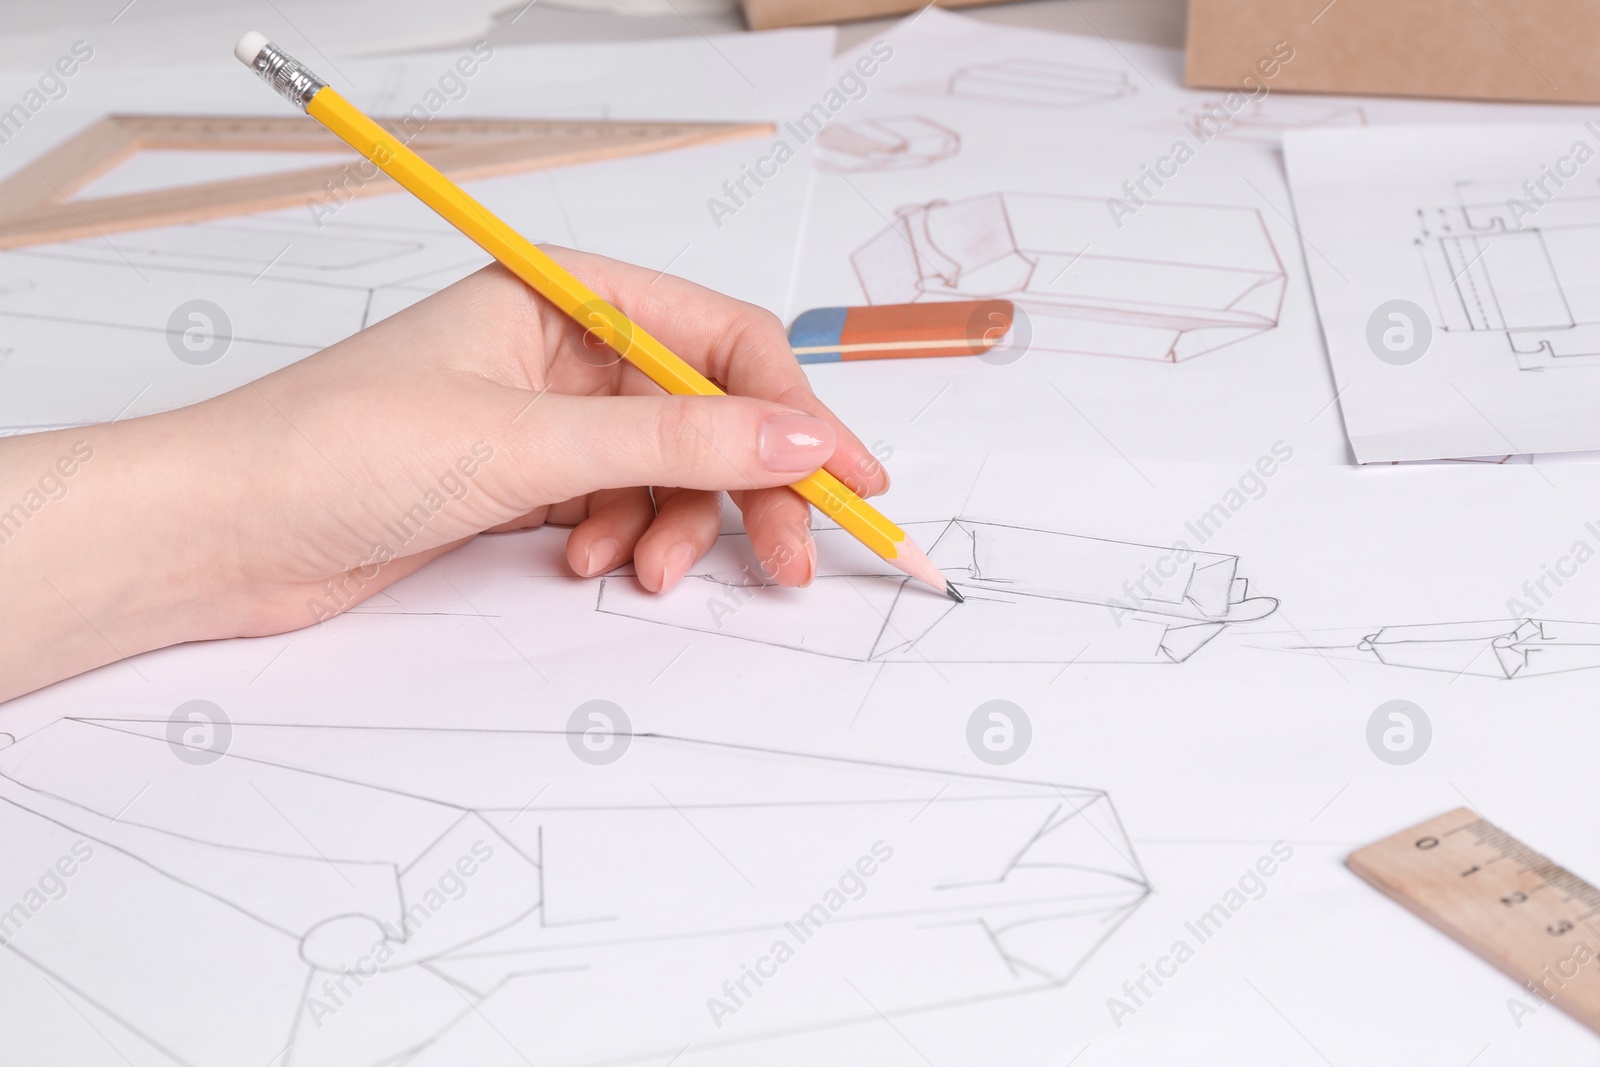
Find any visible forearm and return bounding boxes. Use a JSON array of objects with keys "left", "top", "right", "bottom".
[
  {"left": 0, "top": 257, "right": 879, "bottom": 701},
  {"left": 0, "top": 415, "right": 229, "bottom": 702}
]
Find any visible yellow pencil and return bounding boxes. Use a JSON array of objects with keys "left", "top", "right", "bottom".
[{"left": 235, "top": 33, "right": 960, "bottom": 601}]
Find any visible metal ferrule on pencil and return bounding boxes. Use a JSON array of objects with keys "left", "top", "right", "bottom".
[{"left": 246, "top": 41, "right": 325, "bottom": 112}]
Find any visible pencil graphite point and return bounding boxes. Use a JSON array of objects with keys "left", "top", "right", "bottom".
[{"left": 946, "top": 584, "right": 966, "bottom": 603}]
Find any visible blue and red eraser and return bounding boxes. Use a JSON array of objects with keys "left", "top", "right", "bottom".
[{"left": 788, "top": 299, "right": 1014, "bottom": 364}]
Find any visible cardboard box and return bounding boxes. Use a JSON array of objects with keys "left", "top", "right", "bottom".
[{"left": 1186, "top": 0, "right": 1600, "bottom": 104}]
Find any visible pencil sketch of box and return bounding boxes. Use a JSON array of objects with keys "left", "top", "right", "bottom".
[
  {"left": 851, "top": 192, "right": 1286, "bottom": 362},
  {"left": 1420, "top": 197, "right": 1600, "bottom": 370},
  {"left": 947, "top": 58, "right": 1132, "bottom": 108},
  {"left": 0, "top": 719, "right": 1149, "bottom": 1065},
  {"left": 1179, "top": 98, "right": 1366, "bottom": 142},
  {"left": 1357, "top": 619, "right": 1600, "bottom": 679},
  {"left": 815, "top": 115, "right": 960, "bottom": 172},
  {"left": 598, "top": 519, "right": 1278, "bottom": 664}
]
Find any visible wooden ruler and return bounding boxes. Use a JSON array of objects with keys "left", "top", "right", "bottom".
[
  {"left": 0, "top": 114, "right": 774, "bottom": 250},
  {"left": 1349, "top": 807, "right": 1600, "bottom": 1032}
]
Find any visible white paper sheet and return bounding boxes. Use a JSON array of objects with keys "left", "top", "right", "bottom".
[
  {"left": 6, "top": 450, "right": 1600, "bottom": 1064},
  {"left": 8, "top": 12, "right": 1600, "bottom": 1066},
  {"left": 0, "top": 28, "right": 834, "bottom": 429},
  {"left": 784, "top": 10, "right": 1599, "bottom": 467},
  {"left": 1285, "top": 123, "right": 1600, "bottom": 463}
]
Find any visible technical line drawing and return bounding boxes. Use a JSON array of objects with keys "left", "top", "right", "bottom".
[
  {"left": 0, "top": 719, "right": 1149, "bottom": 1067},
  {"left": 598, "top": 519, "right": 1278, "bottom": 664},
  {"left": 0, "top": 102, "right": 774, "bottom": 431},
  {"left": 1177, "top": 98, "right": 1365, "bottom": 142},
  {"left": 0, "top": 212, "right": 489, "bottom": 431},
  {"left": 814, "top": 116, "right": 960, "bottom": 173},
  {"left": 1268, "top": 619, "right": 1600, "bottom": 679},
  {"left": 903, "top": 58, "right": 1134, "bottom": 109},
  {"left": 850, "top": 192, "right": 1286, "bottom": 362},
  {"left": 1418, "top": 193, "right": 1600, "bottom": 370},
  {"left": 0, "top": 188, "right": 523, "bottom": 437}
]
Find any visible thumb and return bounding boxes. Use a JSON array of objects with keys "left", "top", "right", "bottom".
[{"left": 511, "top": 392, "right": 838, "bottom": 499}]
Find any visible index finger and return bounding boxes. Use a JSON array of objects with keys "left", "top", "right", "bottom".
[{"left": 544, "top": 245, "right": 891, "bottom": 499}]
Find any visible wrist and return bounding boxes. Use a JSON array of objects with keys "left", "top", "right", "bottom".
[{"left": 0, "top": 411, "right": 240, "bottom": 700}]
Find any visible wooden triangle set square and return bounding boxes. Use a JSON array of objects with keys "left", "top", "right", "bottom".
[{"left": 0, "top": 113, "right": 773, "bottom": 250}]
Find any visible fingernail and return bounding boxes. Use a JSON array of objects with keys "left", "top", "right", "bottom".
[
  {"left": 584, "top": 538, "right": 620, "bottom": 577},
  {"left": 760, "top": 414, "right": 836, "bottom": 473},
  {"left": 798, "top": 534, "right": 817, "bottom": 587},
  {"left": 860, "top": 456, "right": 890, "bottom": 496},
  {"left": 659, "top": 542, "right": 697, "bottom": 593}
]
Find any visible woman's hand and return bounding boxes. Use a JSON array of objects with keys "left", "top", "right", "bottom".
[{"left": 0, "top": 247, "right": 887, "bottom": 701}]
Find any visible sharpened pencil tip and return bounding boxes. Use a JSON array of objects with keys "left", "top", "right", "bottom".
[{"left": 886, "top": 536, "right": 956, "bottom": 602}]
